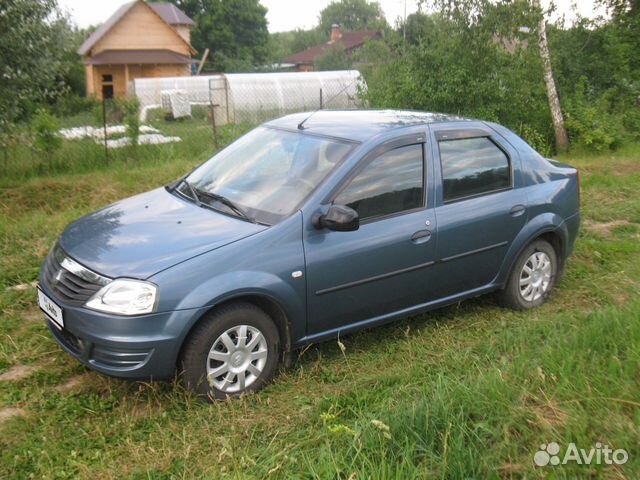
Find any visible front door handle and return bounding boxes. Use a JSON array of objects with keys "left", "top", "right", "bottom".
[
  {"left": 510, "top": 204, "right": 526, "bottom": 217},
  {"left": 411, "top": 230, "right": 432, "bottom": 244}
]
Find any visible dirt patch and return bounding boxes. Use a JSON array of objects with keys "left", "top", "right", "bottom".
[
  {"left": 0, "top": 365, "right": 39, "bottom": 382},
  {"left": 609, "top": 162, "right": 640, "bottom": 176},
  {"left": 22, "top": 308, "right": 43, "bottom": 324},
  {"left": 55, "top": 373, "right": 91, "bottom": 393},
  {"left": 531, "top": 401, "right": 569, "bottom": 428},
  {"left": 5, "top": 281, "right": 37, "bottom": 292},
  {"left": 0, "top": 408, "right": 26, "bottom": 426},
  {"left": 584, "top": 220, "right": 633, "bottom": 236}
]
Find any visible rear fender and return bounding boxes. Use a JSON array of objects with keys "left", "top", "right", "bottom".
[{"left": 495, "top": 212, "right": 568, "bottom": 286}]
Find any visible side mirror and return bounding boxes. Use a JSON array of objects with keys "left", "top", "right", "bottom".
[{"left": 314, "top": 204, "right": 359, "bottom": 232}]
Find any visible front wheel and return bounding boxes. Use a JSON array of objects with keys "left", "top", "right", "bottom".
[
  {"left": 180, "top": 302, "right": 280, "bottom": 400},
  {"left": 499, "top": 239, "right": 558, "bottom": 310}
]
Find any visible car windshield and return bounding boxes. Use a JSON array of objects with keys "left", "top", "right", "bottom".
[{"left": 181, "top": 127, "right": 355, "bottom": 224}]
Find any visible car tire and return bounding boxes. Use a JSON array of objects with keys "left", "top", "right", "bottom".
[
  {"left": 179, "top": 302, "right": 280, "bottom": 401},
  {"left": 499, "top": 239, "right": 558, "bottom": 310}
]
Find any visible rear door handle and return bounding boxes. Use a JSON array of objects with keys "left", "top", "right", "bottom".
[
  {"left": 510, "top": 205, "right": 526, "bottom": 217},
  {"left": 411, "top": 230, "right": 432, "bottom": 244}
]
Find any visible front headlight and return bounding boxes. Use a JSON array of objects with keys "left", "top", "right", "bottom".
[{"left": 85, "top": 279, "right": 158, "bottom": 315}]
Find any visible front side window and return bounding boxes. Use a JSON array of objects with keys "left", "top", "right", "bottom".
[
  {"left": 438, "top": 137, "right": 510, "bottom": 202},
  {"left": 334, "top": 144, "right": 424, "bottom": 221},
  {"left": 184, "top": 127, "right": 354, "bottom": 224}
]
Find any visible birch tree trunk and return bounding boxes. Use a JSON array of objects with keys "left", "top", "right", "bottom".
[{"left": 534, "top": 0, "right": 569, "bottom": 152}]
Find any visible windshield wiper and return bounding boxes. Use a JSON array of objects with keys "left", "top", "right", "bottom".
[
  {"left": 178, "top": 179, "right": 255, "bottom": 223},
  {"left": 179, "top": 179, "right": 203, "bottom": 207},
  {"left": 197, "top": 189, "right": 255, "bottom": 223}
]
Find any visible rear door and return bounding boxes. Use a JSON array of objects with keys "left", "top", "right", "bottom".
[
  {"left": 429, "top": 125, "right": 527, "bottom": 298},
  {"left": 303, "top": 134, "right": 437, "bottom": 336}
]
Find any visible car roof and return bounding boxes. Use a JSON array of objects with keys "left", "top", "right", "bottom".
[{"left": 265, "top": 110, "right": 475, "bottom": 142}]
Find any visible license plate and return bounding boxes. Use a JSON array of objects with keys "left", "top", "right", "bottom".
[{"left": 37, "top": 288, "right": 64, "bottom": 329}]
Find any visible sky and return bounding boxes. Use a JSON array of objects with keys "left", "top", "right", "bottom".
[{"left": 57, "top": 0, "right": 607, "bottom": 32}]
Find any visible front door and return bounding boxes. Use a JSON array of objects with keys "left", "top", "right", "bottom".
[{"left": 303, "top": 137, "right": 437, "bottom": 337}]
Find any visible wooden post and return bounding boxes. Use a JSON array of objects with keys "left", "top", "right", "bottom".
[
  {"left": 124, "top": 64, "right": 130, "bottom": 95},
  {"left": 197, "top": 48, "right": 210, "bottom": 76},
  {"left": 534, "top": 0, "right": 569, "bottom": 152}
]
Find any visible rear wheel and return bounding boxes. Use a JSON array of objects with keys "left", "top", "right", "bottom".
[
  {"left": 180, "top": 302, "right": 280, "bottom": 400},
  {"left": 499, "top": 239, "right": 557, "bottom": 310}
]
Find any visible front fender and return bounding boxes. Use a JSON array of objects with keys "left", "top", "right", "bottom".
[
  {"left": 170, "top": 270, "right": 306, "bottom": 351},
  {"left": 177, "top": 270, "right": 303, "bottom": 321},
  {"left": 495, "top": 212, "right": 569, "bottom": 286},
  {"left": 148, "top": 211, "right": 306, "bottom": 348}
]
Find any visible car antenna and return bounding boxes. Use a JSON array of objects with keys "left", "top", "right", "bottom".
[{"left": 297, "top": 77, "right": 360, "bottom": 130}]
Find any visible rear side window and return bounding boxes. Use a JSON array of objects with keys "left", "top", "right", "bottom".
[
  {"left": 334, "top": 144, "right": 424, "bottom": 221},
  {"left": 438, "top": 137, "right": 510, "bottom": 202}
]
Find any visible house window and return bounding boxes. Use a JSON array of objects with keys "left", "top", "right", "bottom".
[
  {"left": 102, "top": 74, "right": 113, "bottom": 83},
  {"left": 438, "top": 137, "right": 511, "bottom": 202}
]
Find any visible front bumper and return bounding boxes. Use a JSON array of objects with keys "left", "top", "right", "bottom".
[{"left": 40, "top": 282, "right": 206, "bottom": 380}]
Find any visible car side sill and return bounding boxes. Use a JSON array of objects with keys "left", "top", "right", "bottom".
[{"left": 295, "top": 283, "right": 499, "bottom": 346}]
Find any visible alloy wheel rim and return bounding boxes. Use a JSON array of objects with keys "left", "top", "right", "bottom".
[
  {"left": 519, "top": 251, "right": 552, "bottom": 302},
  {"left": 206, "top": 325, "right": 268, "bottom": 393}
]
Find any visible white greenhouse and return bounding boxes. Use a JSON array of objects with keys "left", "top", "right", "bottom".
[{"left": 132, "top": 70, "right": 365, "bottom": 124}]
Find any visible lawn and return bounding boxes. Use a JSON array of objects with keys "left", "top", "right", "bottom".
[{"left": 0, "top": 119, "right": 639, "bottom": 479}]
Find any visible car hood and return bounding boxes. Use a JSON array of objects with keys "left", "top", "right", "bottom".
[{"left": 59, "top": 187, "right": 267, "bottom": 279}]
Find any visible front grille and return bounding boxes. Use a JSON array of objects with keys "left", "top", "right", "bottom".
[{"left": 42, "top": 249, "right": 104, "bottom": 306}]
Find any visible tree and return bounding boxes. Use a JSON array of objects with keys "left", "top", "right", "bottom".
[
  {"left": 314, "top": 45, "right": 352, "bottom": 71},
  {"left": 0, "top": 0, "right": 66, "bottom": 131},
  {"left": 267, "top": 29, "right": 326, "bottom": 66},
  {"left": 167, "top": 0, "right": 269, "bottom": 72},
  {"left": 319, "top": 0, "right": 387, "bottom": 33},
  {"left": 533, "top": 0, "right": 568, "bottom": 152}
]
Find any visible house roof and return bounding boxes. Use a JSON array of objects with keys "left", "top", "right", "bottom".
[
  {"left": 285, "top": 31, "right": 381, "bottom": 65},
  {"left": 78, "top": 1, "right": 195, "bottom": 56},
  {"left": 83, "top": 49, "right": 196, "bottom": 65},
  {"left": 149, "top": 3, "right": 195, "bottom": 26}
]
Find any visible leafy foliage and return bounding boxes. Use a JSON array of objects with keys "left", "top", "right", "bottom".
[
  {"left": 319, "top": 0, "right": 387, "bottom": 33},
  {"left": 359, "top": 0, "right": 639, "bottom": 153},
  {"left": 267, "top": 29, "right": 326, "bottom": 66},
  {"left": 167, "top": 0, "right": 269, "bottom": 72},
  {"left": 0, "top": 0, "right": 63, "bottom": 131},
  {"left": 315, "top": 45, "right": 352, "bottom": 71},
  {"left": 119, "top": 97, "right": 142, "bottom": 148},
  {"left": 32, "top": 109, "right": 62, "bottom": 162}
]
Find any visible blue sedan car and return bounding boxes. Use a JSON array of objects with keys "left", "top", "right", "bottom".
[{"left": 37, "top": 111, "right": 580, "bottom": 399}]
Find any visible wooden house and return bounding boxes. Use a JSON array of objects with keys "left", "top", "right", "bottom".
[{"left": 78, "top": 1, "right": 196, "bottom": 99}]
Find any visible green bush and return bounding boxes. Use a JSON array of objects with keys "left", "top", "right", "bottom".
[
  {"left": 119, "top": 97, "right": 141, "bottom": 148},
  {"left": 564, "top": 79, "right": 628, "bottom": 152},
  {"left": 52, "top": 94, "right": 98, "bottom": 118},
  {"left": 516, "top": 123, "right": 552, "bottom": 157},
  {"left": 32, "top": 109, "right": 62, "bottom": 162}
]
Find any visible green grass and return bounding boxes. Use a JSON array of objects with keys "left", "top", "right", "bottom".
[{"left": 0, "top": 132, "right": 639, "bottom": 478}]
